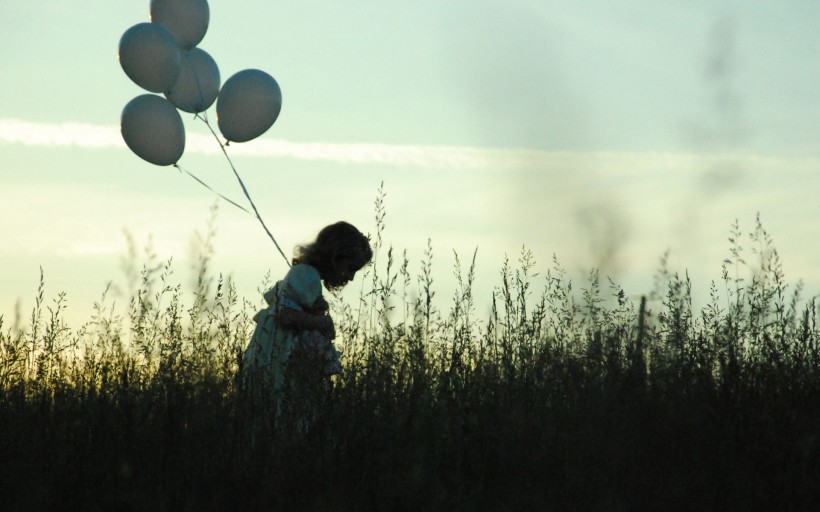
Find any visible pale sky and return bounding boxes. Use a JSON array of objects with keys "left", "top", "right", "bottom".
[{"left": 2, "top": 0, "right": 820, "bottom": 328}]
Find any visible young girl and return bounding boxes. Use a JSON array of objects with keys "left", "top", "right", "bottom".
[{"left": 240, "top": 221, "right": 372, "bottom": 422}]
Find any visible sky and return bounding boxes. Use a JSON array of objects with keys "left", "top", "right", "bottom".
[{"left": 2, "top": 0, "right": 820, "bottom": 329}]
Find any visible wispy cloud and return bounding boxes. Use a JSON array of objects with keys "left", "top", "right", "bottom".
[
  {"left": 1, "top": 118, "right": 817, "bottom": 174},
  {"left": 0, "top": 117, "right": 496, "bottom": 169},
  {"left": 0, "top": 119, "right": 123, "bottom": 149}
]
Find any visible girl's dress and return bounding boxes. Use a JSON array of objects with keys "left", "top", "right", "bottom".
[{"left": 241, "top": 263, "right": 341, "bottom": 417}]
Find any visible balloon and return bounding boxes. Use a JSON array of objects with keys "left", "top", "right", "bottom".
[
  {"left": 165, "top": 48, "right": 220, "bottom": 113},
  {"left": 216, "top": 69, "right": 282, "bottom": 143},
  {"left": 119, "top": 23, "right": 181, "bottom": 93},
  {"left": 121, "top": 95, "right": 185, "bottom": 166},
  {"left": 150, "top": 0, "right": 210, "bottom": 50}
]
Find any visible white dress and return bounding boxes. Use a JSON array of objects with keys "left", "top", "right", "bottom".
[{"left": 241, "top": 264, "right": 340, "bottom": 415}]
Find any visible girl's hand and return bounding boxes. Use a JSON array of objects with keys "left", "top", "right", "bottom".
[
  {"left": 313, "top": 296, "right": 330, "bottom": 312},
  {"left": 320, "top": 315, "right": 336, "bottom": 340},
  {"left": 277, "top": 306, "right": 335, "bottom": 339}
]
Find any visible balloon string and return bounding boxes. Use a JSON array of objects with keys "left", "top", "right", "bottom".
[
  {"left": 195, "top": 112, "right": 291, "bottom": 268},
  {"left": 191, "top": 57, "right": 207, "bottom": 112},
  {"left": 174, "top": 163, "right": 250, "bottom": 214}
]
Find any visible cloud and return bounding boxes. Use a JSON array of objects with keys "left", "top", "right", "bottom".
[
  {"left": 0, "top": 117, "right": 590, "bottom": 170},
  {"left": 0, "top": 119, "right": 123, "bottom": 149},
  {"left": 0, "top": 117, "right": 496, "bottom": 169},
  {"left": 1, "top": 118, "right": 817, "bottom": 177}
]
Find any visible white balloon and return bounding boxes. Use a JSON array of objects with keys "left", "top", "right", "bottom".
[
  {"left": 119, "top": 23, "right": 181, "bottom": 93},
  {"left": 216, "top": 69, "right": 282, "bottom": 143},
  {"left": 150, "top": 0, "right": 210, "bottom": 50},
  {"left": 165, "top": 48, "right": 220, "bottom": 113},
  {"left": 121, "top": 95, "right": 185, "bottom": 166}
]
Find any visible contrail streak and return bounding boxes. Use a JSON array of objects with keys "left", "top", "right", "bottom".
[
  {"left": 0, "top": 118, "right": 497, "bottom": 169},
  {"left": 1, "top": 118, "right": 815, "bottom": 174}
]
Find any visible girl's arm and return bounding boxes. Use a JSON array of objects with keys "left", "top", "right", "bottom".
[{"left": 277, "top": 306, "right": 335, "bottom": 338}]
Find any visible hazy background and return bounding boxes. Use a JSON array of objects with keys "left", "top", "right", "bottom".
[{"left": 2, "top": 0, "right": 819, "bottom": 327}]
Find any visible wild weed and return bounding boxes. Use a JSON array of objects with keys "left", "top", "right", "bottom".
[{"left": 1, "top": 195, "right": 819, "bottom": 511}]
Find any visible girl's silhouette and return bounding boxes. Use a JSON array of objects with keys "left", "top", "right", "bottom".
[{"left": 240, "top": 221, "right": 372, "bottom": 427}]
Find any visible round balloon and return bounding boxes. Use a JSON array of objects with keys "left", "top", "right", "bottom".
[
  {"left": 165, "top": 48, "right": 220, "bottom": 113},
  {"left": 119, "top": 23, "right": 181, "bottom": 93},
  {"left": 150, "top": 0, "right": 210, "bottom": 50},
  {"left": 121, "top": 95, "right": 185, "bottom": 166},
  {"left": 216, "top": 69, "right": 282, "bottom": 143}
]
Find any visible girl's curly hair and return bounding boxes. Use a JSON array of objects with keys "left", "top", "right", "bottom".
[{"left": 293, "top": 221, "right": 373, "bottom": 277}]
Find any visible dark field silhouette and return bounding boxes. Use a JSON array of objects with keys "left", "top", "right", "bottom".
[{"left": 2, "top": 203, "right": 819, "bottom": 511}]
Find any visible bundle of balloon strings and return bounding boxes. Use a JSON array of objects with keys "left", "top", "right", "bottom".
[{"left": 179, "top": 112, "right": 291, "bottom": 268}]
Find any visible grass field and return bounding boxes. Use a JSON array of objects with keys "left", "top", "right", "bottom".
[{"left": 2, "top": 196, "right": 819, "bottom": 511}]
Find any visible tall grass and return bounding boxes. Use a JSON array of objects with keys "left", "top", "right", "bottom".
[{"left": 1, "top": 194, "right": 819, "bottom": 511}]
